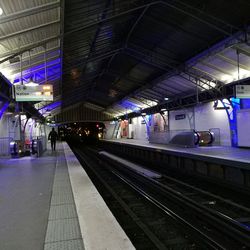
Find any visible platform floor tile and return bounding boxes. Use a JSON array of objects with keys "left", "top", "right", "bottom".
[
  {"left": 44, "top": 239, "right": 84, "bottom": 250},
  {"left": 45, "top": 218, "right": 81, "bottom": 243},
  {"left": 49, "top": 204, "right": 77, "bottom": 220},
  {"left": 53, "top": 174, "right": 70, "bottom": 181},
  {"left": 44, "top": 143, "right": 84, "bottom": 250},
  {"left": 53, "top": 179, "right": 71, "bottom": 188},
  {"left": 51, "top": 191, "right": 74, "bottom": 205},
  {"left": 52, "top": 185, "right": 73, "bottom": 193}
]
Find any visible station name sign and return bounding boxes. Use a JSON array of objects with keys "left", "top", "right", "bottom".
[
  {"left": 175, "top": 114, "right": 186, "bottom": 120},
  {"left": 14, "top": 84, "right": 53, "bottom": 102},
  {"left": 236, "top": 85, "right": 250, "bottom": 99}
]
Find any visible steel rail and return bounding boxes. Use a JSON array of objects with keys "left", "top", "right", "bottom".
[
  {"left": 114, "top": 160, "right": 250, "bottom": 248},
  {"left": 96, "top": 148, "right": 250, "bottom": 248}
]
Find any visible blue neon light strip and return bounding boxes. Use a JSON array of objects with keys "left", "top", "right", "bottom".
[
  {"left": 0, "top": 102, "right": 9, "bottom": 119},
  {"left": 38, "top": 101, "right": 61, "bottom": 114},
  {"left": 13, "top": 58, "right": 61, "bottom": 84}
]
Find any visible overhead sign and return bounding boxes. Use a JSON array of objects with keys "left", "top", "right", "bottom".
[
  {"left": 236, "top": 85, "right": 250, "bottom": 99},
  {"left": 175, "top": 114, "right": 186, "bottom": 120},
  {"left": 14, "top": 84, "right": 53, "bottom": 102}
]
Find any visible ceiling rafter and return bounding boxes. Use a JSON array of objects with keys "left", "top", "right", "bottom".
[
  {"left": 153, "top": 84, "right": 179, "bottom": 95},
  {"left": 11, "top": 54, "right": 60, "bottom": 76},
  {"left": 232, "top": 45, "right": 250, "bottom": 58},
  {"left": 125, "top": 5, "right": 150, "bottom": 47},
  {"left": 0, "top": 35, "right": 60, "bottom": 64},
  {"left": 59, "top": 0, "right": 250, "bottom": 118},
  {"left": 0, "top": 20, "right": 60, "bottom": 42},
  {"left": 144, "top": 88, "right": 164, "bottom": 98},
  {"left": 0, "top": 1, "right": 60, "bottom": 24},
  {"left": 160, "top": 0, "right": 240, "bottom": 36},
  {"left": 0, "top": 46, "right": 60, "bottom": 69},
  {"left": 137, "top": 93, "right": 159, "bottom": 103},
  {"left": 216, "top": 53, "right": 250, "bottom": 71},
  {"left": 199, "top": 61, "right": 235, "bottom": 76}
]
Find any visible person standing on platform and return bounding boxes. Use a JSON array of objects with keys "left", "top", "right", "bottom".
[{"left": 48, "top": 128, "right": 58, "bottom": 151}]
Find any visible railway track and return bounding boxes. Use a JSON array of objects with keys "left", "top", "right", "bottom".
[{"left": 72, "top": 144, "right": 250, "bottom": 249}]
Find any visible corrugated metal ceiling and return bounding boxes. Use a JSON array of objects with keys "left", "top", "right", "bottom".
[
  {"left": 0, "top": 0, "right": 250, "bottom": 120},
  {"left": 0, "top": 0, "right": 61, "bottom": 118},
  {"left": 61, "top": 0, "right": 250, "bottom": 118}
]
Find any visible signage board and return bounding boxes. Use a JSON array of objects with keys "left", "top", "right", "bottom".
[
  {"left": 175, "top": 114, "right": 186, "bottom": 120},
  {"left": 14, "top": 84, "right": 53, "bottom": 102},
  {"left": 236, "top": 85, "right": 250, "bottom": 99}
]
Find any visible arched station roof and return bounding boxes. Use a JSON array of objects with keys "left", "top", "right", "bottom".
[{"left": 0, "top": 0, "right": 250, "bottom": 122}]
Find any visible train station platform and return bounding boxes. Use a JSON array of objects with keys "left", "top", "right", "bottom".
[
  {"left": 102, "top": 139, "right": 250, "bottom": 188},
  {"left": 104, "top": 138, "right": 250, "bottom": 167},
  {"left": 0, "top": 142, "right": 134, "bottom": 250}
]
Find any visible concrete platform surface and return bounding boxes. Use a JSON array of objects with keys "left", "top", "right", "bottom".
[
  {"left": 0, "top": 151, "right": 56, "bottom": 250},
  {"left": 104, "top": 139, "right": 250, "bottom": 167},
  {"left": 64, "top": 142, "right": 135, "bottom": 250},
  {"left": 0, "top": 142, "right": 135, "bottom": 250}
]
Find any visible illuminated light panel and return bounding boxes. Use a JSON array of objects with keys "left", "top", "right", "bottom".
[
  {"left": 0, "top": 7, "right": 3, "bottom": 15},
  {"left": 220, "top": 69, "right": 250, "bottom": 84},
  {"left": 210, "top": 82, "right": 216, "bottom": 88},
  {"left": 26, "top": 81, "right": 39, "bottom": 86}
]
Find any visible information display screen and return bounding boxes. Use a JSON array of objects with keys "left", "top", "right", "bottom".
[
  {"left": 14, "top": 84, "right": 53, "bottom": 102},
  {"left": 236, "top": 85, "right": 250, "bottom": 99}
]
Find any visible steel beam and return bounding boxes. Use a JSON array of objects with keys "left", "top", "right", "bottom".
[
  {"left": 232, "top": 45, "right": 250, "bottom": 58},
  {"left": 0, "top": 35, "right": 60, "bottom": 64},
  {"left": 137, "top": 91, "right": 160, "bottom": 101},
  {"left": 65, "top": 1, "right": 161, "bottom": 37},
  {"left": 200, "top": 61, "right": 234, "bottom": 76},
  {"left": 0, "top": 46, "right": 60, "bottom": 69},
  {"left": 216, "top": 53, "right": 250, "bottom": 71},
  {"left": 63, "top": 48, "right": 122, "bottom": 74},
  {"left": 160, "top": 1, "right": 239, "bottom": 36},
  {"left": 120, "top": 79, "right": 250, "bottom": 120},
  {"left": 144, "top": 89, "right": 164, "bottom": 98},
  {"left": 0, "top": 1, "right": 60, "bottom": 24},
  {"left": 125, "top": 5, "right": 149, "bottom": 47},
  {"left": 0, "top": 20, "right": 60, "bottom": 42},
  {"left": 11, "top": 54, "right": 60, "bottom": 76}
]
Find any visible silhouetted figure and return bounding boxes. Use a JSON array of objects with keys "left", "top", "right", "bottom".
[{"left": 48, "top": 128, "right": 58, "bottom": 151}]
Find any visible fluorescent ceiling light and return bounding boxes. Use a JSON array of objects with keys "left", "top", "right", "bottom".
[
  {"left": 0, "top": 8, "right": 3, "bottom": 16},
  {"left": 26, "top": 81, "right": 39, "bottom": 86},
  {"left": 164, "top": 97, "right": 169, "bottom": 101}
]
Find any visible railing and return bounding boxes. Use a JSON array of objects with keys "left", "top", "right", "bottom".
[{"left": 0, "top": 137, "right": 12, "bottom": 156}]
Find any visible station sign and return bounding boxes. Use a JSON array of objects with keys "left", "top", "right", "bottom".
[
  {"left": 14, "top": 84, "right": 53, "bottom": 102},
  {"left": 175, "top": 114, "right": 186, "bottom": 120},
  {"left": 236, "top": 85, "right": 250, "bottom": 99}
]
